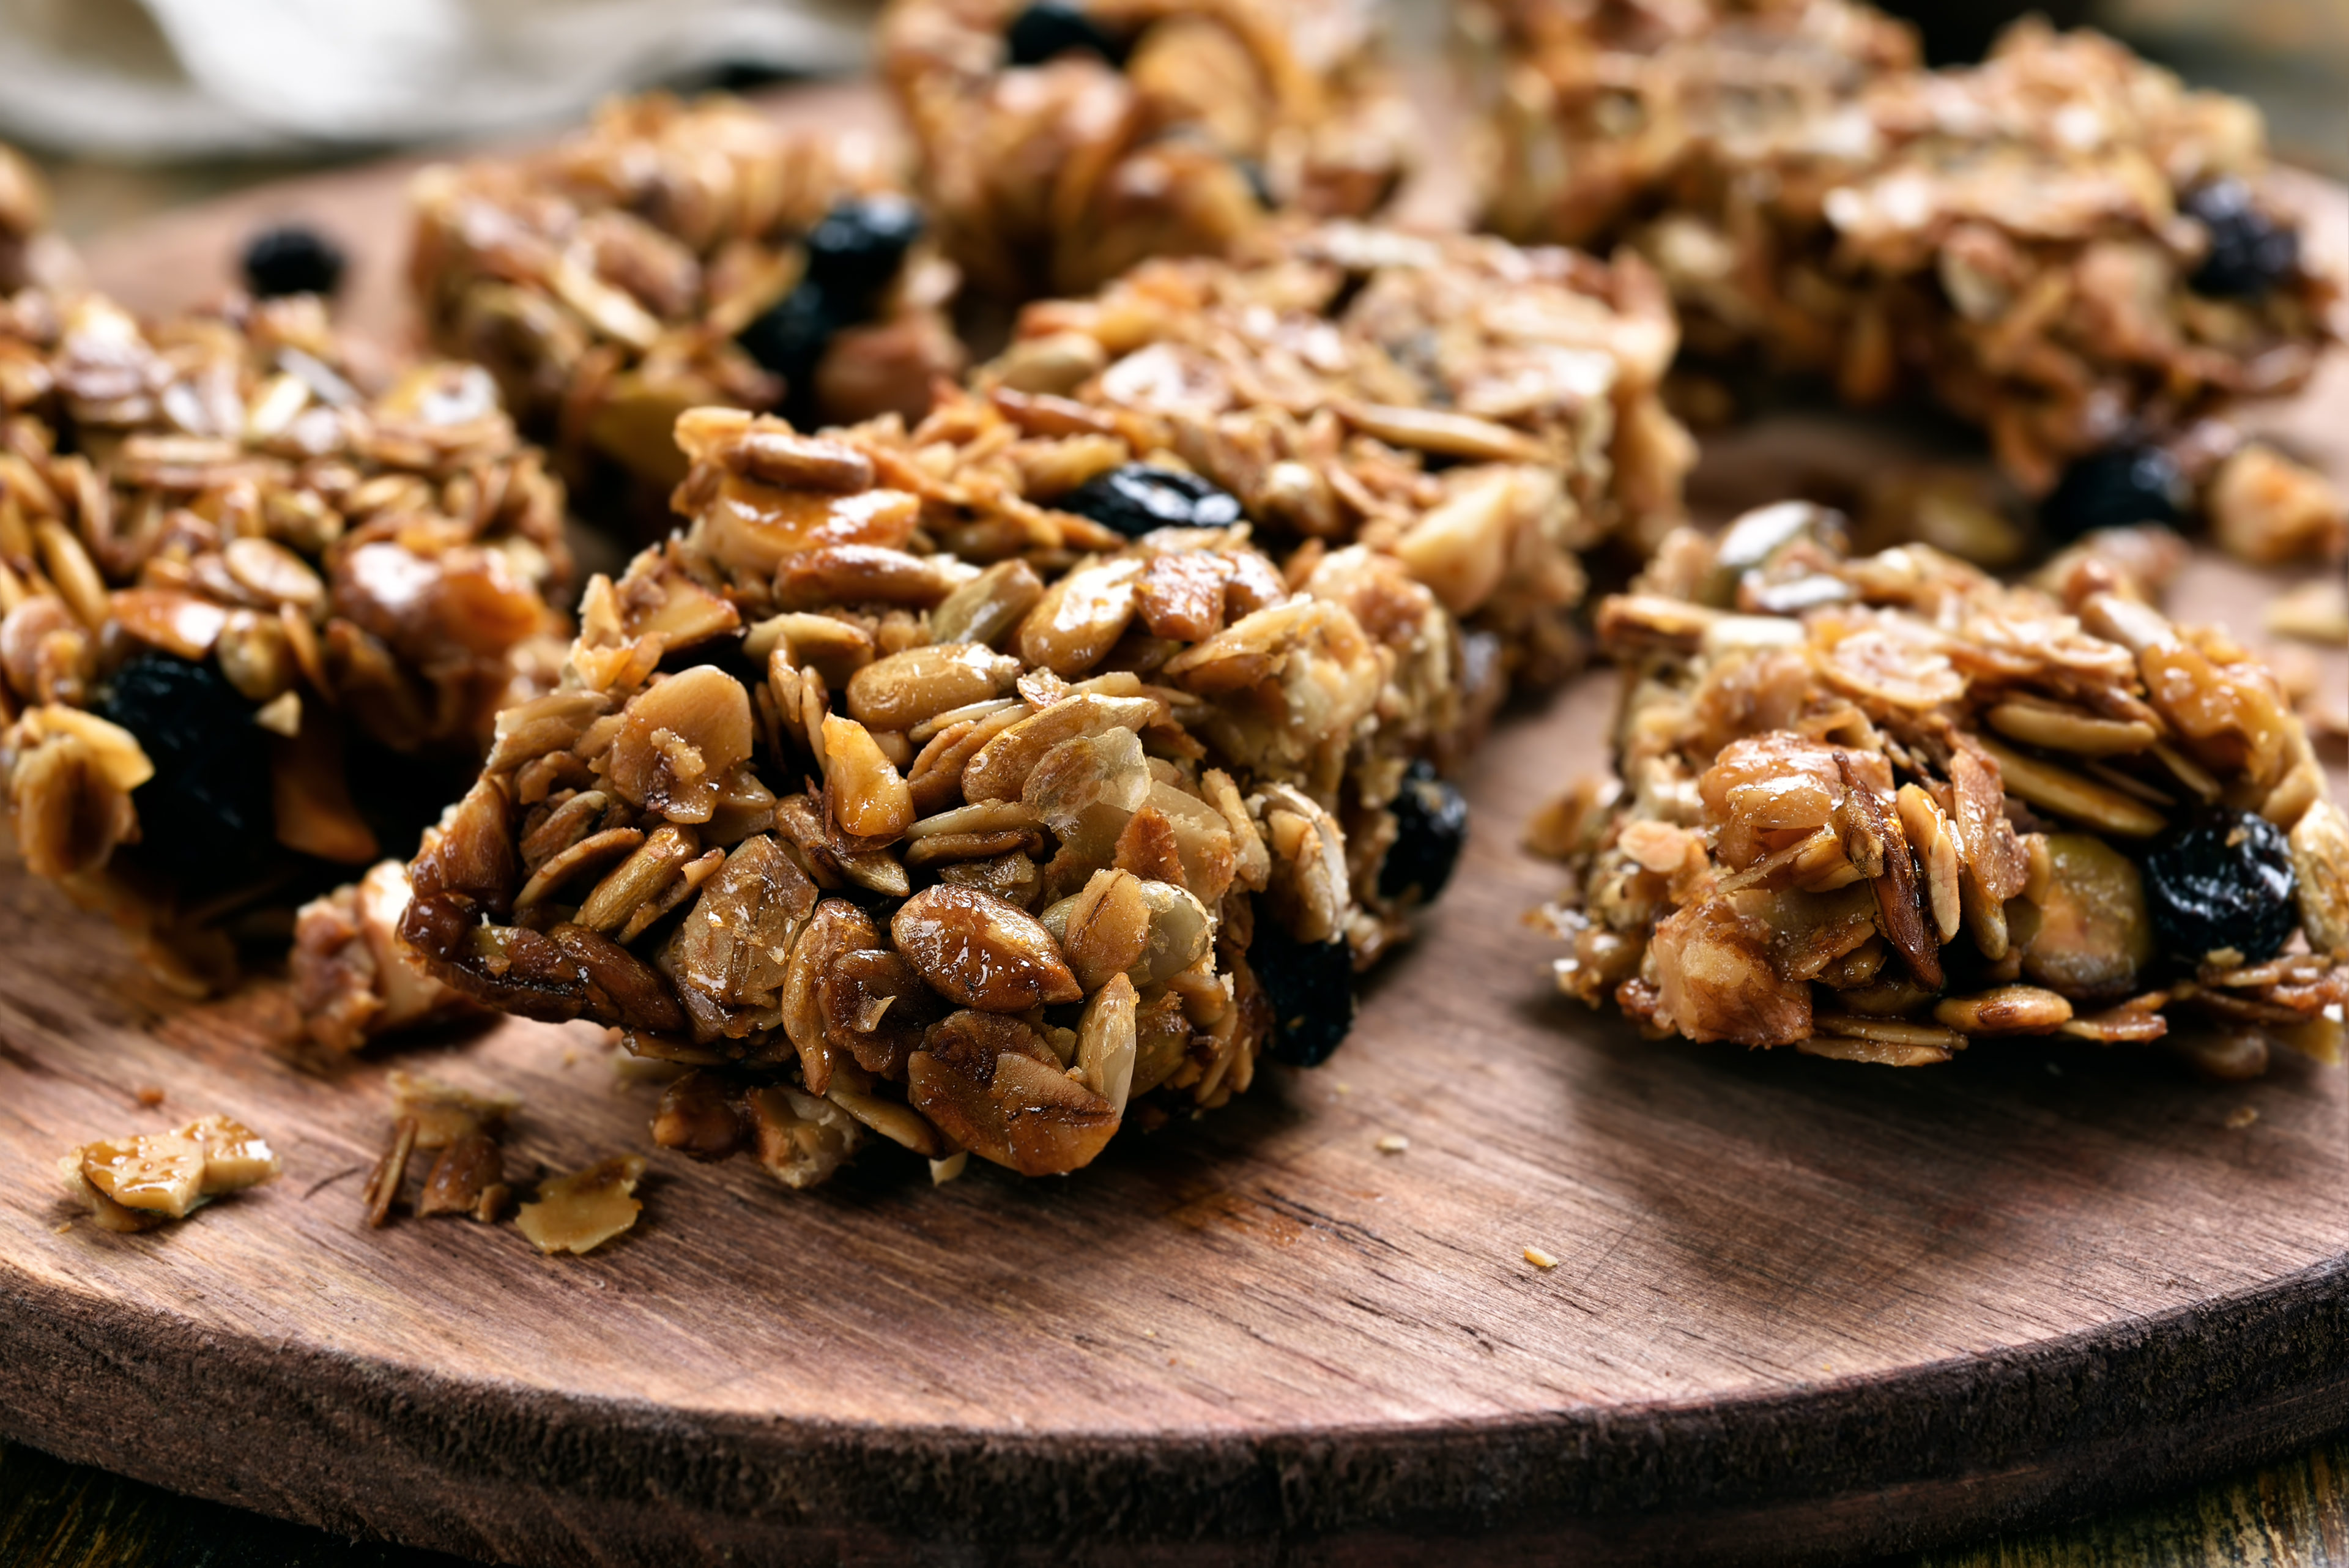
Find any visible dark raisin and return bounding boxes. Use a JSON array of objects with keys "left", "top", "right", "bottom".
[
  {"left": 1250, "top": 917, "right": 1356, "bottom": 1068},
  {"left": 96, "top": 656, "right": 274, "bottom": 891},
  {"left": 240, "top": 225, "right": 346, "bottom": 300},
  {"left": 2184, "top": 178, "right": 2299, "bottom": 300},
  {"left": 1005, "top": 1, "right": 1125, "bottom": 67},
  {"left": 1059, "top": 463, "right": 1244, "bottom": 537},
  {"left": 802, "top": 195, "right": 924, "bottom": 316},
  {"left": 2038, "top": 444, "right": 2188, "bottom": 543},
  {"left": 2143, "top": 808, "right": 2298, "bottom": 967},
  {"left": 736, "top": 281, "right": 844, "bottom": 421},
  {"left": 1378, "top": 760, "right": 1469, "bottom": 905}
]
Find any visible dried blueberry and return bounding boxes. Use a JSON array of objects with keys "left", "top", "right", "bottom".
[
  {"left": 1059, "top": 463, "right": 1244, "bottom": 537},
  {"left": 241, "top": 225, "right": 346, "bottom": 300},
  {"left": 2184, "top": 178, "right": 2299, "bottom": 300},
  {"left": 802, "top": 195, "right": 924, "bottom": 314},
  {"left": 96, "top": 655, "right": 274, "bottom": 891},
  {"left": 1250, "top": 917, "right": 1356, "bottom": 1068},
  {"left": 1006, "top": 1, "right": 1124, "bottom": 67},
  {"left": 736, "top": 281, "right": 844, "bottom": 420},
  {"left": 2143, "top": 808, "right": 2298, "bottom": 967},
  {"left": 1378, "top": 759, "right": 1469, "bottom": 906},
  {"left": 2038, "top": 444, "right": 2188, "bottom": 542}
]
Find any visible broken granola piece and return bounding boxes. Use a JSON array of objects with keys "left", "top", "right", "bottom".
[
  {"left": 59, "top": 1114, "right": 281, "bottom": 1232},
  {"left": 0, "top": 286, "right": 572, "bottom": 997},
  {"left": 410, "top": 93, "right": 963, "bottom": 521},
  {"left": 513, "top": 1156, "right": 647, "bottom": 1255},
  {"left": 1473, "top": 5, "right": 2340, "bottom": 504},
  {"left": 1546, "top": 504, "right": 2347, "bottom": 1075},
  {"left": 880, "top": 0, "right": 1415, "bottom": 299}
]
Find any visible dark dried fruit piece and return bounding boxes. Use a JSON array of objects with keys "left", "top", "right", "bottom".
[
  {"left": 2143, "top": 808, "right": 2298, "bottom": 966},
  {"left": 1250, "top": 917, "right": 1356, "bottom": 1068},
  {"left": 803, "top": 196, "right": 924, "bottom": 313},
  {"left": 1378, "top": 759, "right": 1468, "bottom": 905},
  {"left": 737, "top": 282, "right": 844, "bottom": 418},
  {"left": 2039, "top": 445, "right": 2188, "bottom": 543},
  {"left": 1005, "top": 1, "right": 1124, "bottom": 68},
  {"left": 242, "top": 225, "right": 347, "bottom": 299},
  {"left": 2184, "top": 179, "right": 2300, "bottom": 300},
  {"left": 97, "top": 655, "right": 273, "bottom": 890},
  {"left": 1060, "top": 464, "right": 1244, "bottom": 538}
]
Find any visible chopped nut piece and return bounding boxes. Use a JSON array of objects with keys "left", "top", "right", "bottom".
[
  {"left": 513, "top": 1156, "right": 647, "bottom": 1255},
  {"left": 1523, "top": 1246, "right": 1559, "bottom": 1269},
  {"left": 387, "top": 1070, "right": 521, "bottom": 1150}
]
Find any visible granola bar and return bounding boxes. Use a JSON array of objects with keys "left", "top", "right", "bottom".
[
  {"left": 1542, "top": 504, "right": 2349, "bottom": 1069},
  {"left": 1474, "top": 5, "right": 2342, "bottom": 502},
  {"left": 990, "top": 220, "right": 1694, "bottom": 686},
  {"left": 0, "top": 286, "right": 571, "bottom": 992},
  {"left": 879, "top": 0, "right": 1416, "bottom": 299},
  {"left": 410, "top": 93, "right": 965, "bottom": 522},
  {"left": 396, "top": 397, "right": 1477, "bottom": 1184}
]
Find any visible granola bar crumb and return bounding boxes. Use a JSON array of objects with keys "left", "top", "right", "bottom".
[
  {"left": 2225, "top": 1106, "right": 2260, "bottom": 1130},
  {"left": 1524, "top": 1246, "right": 1559, "bottom": 1269},
  {"left": 2265, "top": 582, "right": 2349, "bottom": 647},
  {"left": 1375, "top": 1133, "right": 1409, "bottom": 1154},
  {"left": 133, "top": 1085, "right": 164, "bottom": 1107},
  {"left": 59, "top": 1114, "right": 282, "bottom": 1232},
  {"left": 514, "top": 1156, "right": 647, "bottom": 1255},
  {"left": 929, "top": 1150, "right": 969, "bottom": 1186}
]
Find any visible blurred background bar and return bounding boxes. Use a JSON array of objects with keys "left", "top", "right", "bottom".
[{"left": 12, "top": 0, "right": 2349, "bottom": 245}]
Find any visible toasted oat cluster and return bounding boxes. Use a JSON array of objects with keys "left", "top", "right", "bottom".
[
  {"left": 410, "top": 94, "right": 965, "bottom": 518},
  {"left": 59, "top": 1113, "right": 281, "bottom": 1233},
  {"left": 878, "top": 0, "right": 1416, "bottom": 299},
  {"left": 0, "top": 287, "right": 571, "bottom": 992},
  {"left": 1475, "top": 5, "right": 2342, "bottom": 496},
  {"left": 991, "top": 220, "right": 1693, "bottom": 685},
  {"left": 396, "top": 399, "right": 1475, "bottom": 1184},
  {"left": 1539, "top": 503, "right": 2349, "bottom": 1071}
]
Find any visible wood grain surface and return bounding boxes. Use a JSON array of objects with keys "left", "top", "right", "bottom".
[{"left": 1, "top": 79, "right": 2345, "bottom": 1568}]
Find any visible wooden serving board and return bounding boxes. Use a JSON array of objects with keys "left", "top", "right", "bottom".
[{"left": 3, "top": 80, "right": 2348, "bottom": 1568}]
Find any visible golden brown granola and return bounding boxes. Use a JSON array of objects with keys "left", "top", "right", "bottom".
[
  {"left": 396, "top": 396, "right": 1478, "bottom": 1185},
  {"left": 410, "top": 93, "right": 965, "bottom": 519},
  {"left": 991, "top": 220, "right": 1693, "bottom": 685},
  {"left": 0, "top": 286, "right": 571, "bottom": 993},
  {"left": 1474, "top": 5, "right": 2342, "bottom": 499},
  {"left": 879, "top": 0, "right": 1416, "bottom": 299},
  {"left": 1542, "top": 503, "right": 2349, "bottom": 1071}
]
